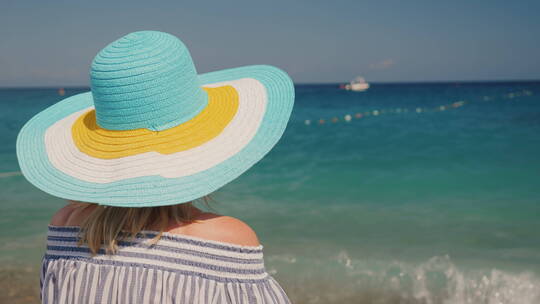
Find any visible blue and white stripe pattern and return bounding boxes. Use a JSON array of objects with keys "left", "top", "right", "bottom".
[{"left": 41, "top": 226, "right": 291, "bottom": 303}]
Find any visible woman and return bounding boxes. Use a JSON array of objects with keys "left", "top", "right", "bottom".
[{"left": 17, "top": 31, "right": 294, "bottom": 303}]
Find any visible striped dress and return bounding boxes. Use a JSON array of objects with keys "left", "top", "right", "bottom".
[{"left": 41, "top": 226, "right": 291, "bottom": 304}]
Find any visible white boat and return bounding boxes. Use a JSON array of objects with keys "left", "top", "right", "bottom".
[{"left": 343, "top": 77, "right": 369, "bottom": 91}]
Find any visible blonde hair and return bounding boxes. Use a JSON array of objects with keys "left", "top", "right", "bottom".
[{"left": 74, "top": 198, "right": 211, "bottom": 255}]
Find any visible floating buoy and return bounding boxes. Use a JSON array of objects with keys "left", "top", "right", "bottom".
[
  {"left": 373, "top": 110, "right": 379, "bottom": 116},
  {"left": 416, "top": 108, "right": 422, "bottom": 113},
  {"left": 452, "top": 101, "right": 465, "bottom": 108},
  {"left": 318, "top": 119, "right": 325, "bottom": 125},
  {"left": 58, "top": 88, "right": 65, "bottom": 96},
  {"left": 331, "top": 117, "right": 339, "bottom": 123},
  {"left": 305, "top": 119, "right": 311, "bottom": 125},
  {"left": 344, "top": 114, "right": 352, "bottom": 122},
  {"left": 355, "top": 113, "right": 363, "bottom": 118}
]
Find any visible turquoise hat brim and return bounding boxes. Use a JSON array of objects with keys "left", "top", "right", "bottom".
[{"left": 16, "top": 65, "right": 294, "bottom": 207}]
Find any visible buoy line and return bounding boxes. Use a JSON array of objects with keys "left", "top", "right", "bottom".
[{"left": 304, "top": 89, "right": 534, "bottom": 126}]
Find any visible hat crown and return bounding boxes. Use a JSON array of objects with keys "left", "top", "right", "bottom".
[{"left": 90, "top": 31, "right": 207, "bottom": 131}]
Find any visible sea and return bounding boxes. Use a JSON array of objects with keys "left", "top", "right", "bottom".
[{"left": 1, "top": 82, "right": 539, "bottom": 303}]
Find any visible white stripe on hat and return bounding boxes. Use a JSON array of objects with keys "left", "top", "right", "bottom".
[{"left": 44, "top": 78, "right": 267, "bottom": 183}]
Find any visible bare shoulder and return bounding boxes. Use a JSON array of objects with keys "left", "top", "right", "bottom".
[
  {"left": 171, "top": 212, "right": 261, "bottom": 247},
  {"left": 50, "top": 201, "right": 95, "bottom": 226},
  {"left": 50, "top": 203, "right": 77, "bottom": 226}
]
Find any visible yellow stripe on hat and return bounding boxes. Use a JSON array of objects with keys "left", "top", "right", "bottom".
[{"left": 71, "top": 86, "right": 239, "bottom": 159}]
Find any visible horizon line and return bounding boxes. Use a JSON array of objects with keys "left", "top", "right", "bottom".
[{"left": 1, "top": 79, "right": 539, "bottom": 89}]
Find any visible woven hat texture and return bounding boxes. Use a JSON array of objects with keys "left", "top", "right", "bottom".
[{"left": 16, "top": 31, "right": 295, "bottom": 207}]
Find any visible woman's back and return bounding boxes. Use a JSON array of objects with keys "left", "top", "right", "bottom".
[
  {"left": 42, "top": 205, "right": 290, "bottom": 304},
  {"left": 16, "top": 30, "right": 295, "bottom": 304}
]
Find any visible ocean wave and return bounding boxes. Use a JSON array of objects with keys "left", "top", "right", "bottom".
[{"left": 268, "top": 253, "right": 540, "bottom": 304}]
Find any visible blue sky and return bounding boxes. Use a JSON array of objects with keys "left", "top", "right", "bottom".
[{"left": 1, "top": 0, "right": 539, "bottom": 86}]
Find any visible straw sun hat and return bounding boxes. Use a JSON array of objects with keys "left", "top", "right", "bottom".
[{"left": 16, "top": 31, "right": 294, "bottom": 207}]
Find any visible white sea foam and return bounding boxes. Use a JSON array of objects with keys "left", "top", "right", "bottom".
[
  {"left": 405, "top": 255, "right": 540, "bottom": 304},
  {"left": 267, "top": 253, "right": 540, "bottom": 304}
]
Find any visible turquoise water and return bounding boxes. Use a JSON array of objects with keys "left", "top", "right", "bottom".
[{"left": 1, "top": 83, "right": 540, "bottom": 303}]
